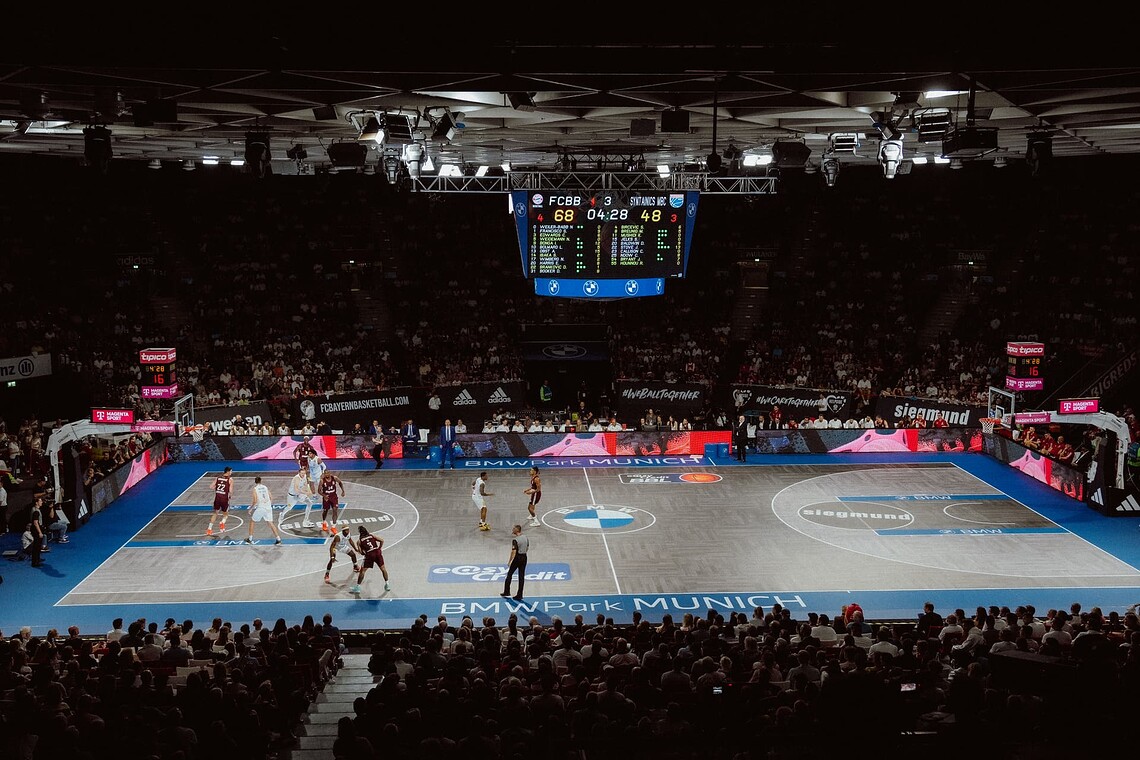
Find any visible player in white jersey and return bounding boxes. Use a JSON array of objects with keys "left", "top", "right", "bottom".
[
  {"left": 324, "top": 525, "right": 360, "bottom": 584},
  {"left": 245, "top": 476, "right": 282, "bottom": 545},
  {"left": 283, "top": 463, "right": 316, "bottom": 527},
  {"left": 471, "top": 471, "right": 494, "bottom": 531},
  {"left": 307, "top": 450, "right": 326, "bottom": 487}
]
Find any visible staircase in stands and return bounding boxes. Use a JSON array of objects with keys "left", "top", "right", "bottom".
[{"left": 287, "top": 653, "right": 375, "bottom": 760}]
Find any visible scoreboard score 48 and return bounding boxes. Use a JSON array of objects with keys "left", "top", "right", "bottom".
[{"left": 511, "top": 189, "right": 700, "bottom": 299}]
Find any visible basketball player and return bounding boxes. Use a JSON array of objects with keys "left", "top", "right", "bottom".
[
  {"left": 284, "top": 463, "right": 315, "bottom": 527},
  {"left": 317, "top": 470, "right": 346, "bottom": 533},
  {"left": 523, "top": 465, "right": 542, "bottom": 527},
  {"left": 245, "top": 476, "right": 282, "bottom": 545},
  {"left": 325, "top": 525, "right": 360, "bottom": 584},
  {"left": 471, "top": 471, "right": 494, "bottom": 531},
  {"left": 206, "top": 466, "right": 234, "bottom": 536},
  {"left": 295, "top": 435, "right": 317, "bottom": 467},
  {"left": 306, "top": 449, "right": 326, "bottom": 486},
  {"left": 352, "top": 525, "right": 389, "bottom": 593}
]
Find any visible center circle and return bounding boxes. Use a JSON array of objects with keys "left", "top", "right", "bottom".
[{"left": 544, "top": 504, "right": 656, "bottom": 535}]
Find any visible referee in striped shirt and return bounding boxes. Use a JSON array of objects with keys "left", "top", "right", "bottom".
[{"left": 500, "top": 524, "right": 530, "bottom": 601}]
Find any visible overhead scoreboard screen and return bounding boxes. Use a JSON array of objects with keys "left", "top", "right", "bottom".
[{"left": 511, "top": 189, "right": 700, "bottom": 298}]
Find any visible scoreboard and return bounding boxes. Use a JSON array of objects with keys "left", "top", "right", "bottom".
[
  {"left": 139, "top": 347, "right": 179, "bottom": 399},
  {"left": 1005, "top": 341, "right": 1044, "bottom": 392},
  {"left": 512, "top": 189, "right": 699, "bottom": 298}
]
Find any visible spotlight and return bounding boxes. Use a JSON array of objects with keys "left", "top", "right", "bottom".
[
  {"left": 993, "top": 155, "right": 1008, "bottom": 168},
  {"left": 404, "top": 141, "right": 425, "bottom": 178},
  {"left": 505, "top": 92, "right": 537, "bottom": 111},
  {"left": 182, "top": 159, "right": 196, "bottom": 171},
  {"left": 821, "top": 155, "right": 840, "bottom": 187},
  {"left": 147, "top": 159, "right": 162, "bottom": 170},
  {"left": 286, "top": 144, "right": 308, "bottom": 161},
  {"left": 1026, "top": 133, "right": 1052, "bottom": 176},
  {"left": 244, "top": 132, "right": 272, "bottom": 178},
  {"left": 357, "top": 116, "right": 384, "bottom": 144},
  {"left": 913, "top": 108, "right": 954, "bottom": 142},
  {"left": 878, "top": 138, "right": 904, "bottom": 179},
  {"left": 827, "top": 133, "right": 860, "bottom": 154},
  {"left": 430, "top": 110, "right": 462, "bottom": 142},
  {"left": 771, "top": 140, "right": 811, "bottom": 168},
  {"left": 83, "top": 125, "right": 112, "bottom": 173}
]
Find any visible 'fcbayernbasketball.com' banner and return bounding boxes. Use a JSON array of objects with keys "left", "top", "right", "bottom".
[{"left": 293, "top": 389, "right": 415, "bottom": 430}]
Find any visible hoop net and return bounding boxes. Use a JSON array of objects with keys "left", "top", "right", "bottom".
[{"left": 980, "top": 418, "right": 1000, "bottom": 434}]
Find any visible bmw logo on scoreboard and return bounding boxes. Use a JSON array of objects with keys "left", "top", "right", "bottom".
[{"left": 534, "top": 277, "right": 666, "bottom": 299}]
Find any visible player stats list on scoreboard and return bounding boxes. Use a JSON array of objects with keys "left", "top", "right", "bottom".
[{"left": 530, "top": 222, "right": 684, "bottom": 278}]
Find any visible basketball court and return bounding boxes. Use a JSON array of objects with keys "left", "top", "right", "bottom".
[{"left": 5, "top": 452, "right": 1140, "bottom": 633}]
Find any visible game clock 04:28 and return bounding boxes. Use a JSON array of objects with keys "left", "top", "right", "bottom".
[
  {"left": 512, "top": 189, "right": 699, "bottom": 281},
  {"left": 142, "top": 362, "right": 176, "bottom": 386},
  {"left": 1006, "top": 355, "right": 1041, "bottom": 378}
]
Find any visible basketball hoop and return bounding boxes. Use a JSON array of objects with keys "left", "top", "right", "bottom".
[{"left": 980, "top": 418, "right": 1000, "bottom": 434}]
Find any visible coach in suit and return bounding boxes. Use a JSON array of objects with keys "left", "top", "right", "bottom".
[
  {"left": 734, "top": 414, "right": 749, "bottom": 462},
  {"left": 439, "top": 419, "right": 458, "bottom": 469},
  {"left": 402, "top": 419, "right": 420, "bottom": 456}
]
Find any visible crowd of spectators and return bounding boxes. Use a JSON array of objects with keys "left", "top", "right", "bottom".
[
  {"left": 5, "top": 600, "right": 1137, "bottom": 757},
  {"left": 0, "top": 613, "right": 343, "bottom": 759},
  {"left": 1, "top": 162, "right": 1135, "bottom": 444}
]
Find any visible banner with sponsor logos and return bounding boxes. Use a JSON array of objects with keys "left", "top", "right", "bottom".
[
  {"left": 1, "top": 352, "right": 52, "bottom": 381},
  {"left": 983, "top": 433, "right": 1084, "bottom": 501},
  {"left": 195, "top": 401, "right": 276, "bottom": 434},
  {"left": 168, "top": 434, "right": 403, "bottom": 462},
  {"left": 438, "top": 381, "right": 527, "bottom": 421},
  {"left": 293, "top": 389, "right": 414, "bottom": 430},
  {"left": 874, "top": 396, "right": 988, "bottom": 428},
  {"left": 520, "top": 341, "right": 610, "bottom": 362},
  {"left": 742, "top": 428, "right": 984, "bottom": 455},
  {"left": 90, "top": 438, "right": 169, "bottom": 515},
  {"left": 615, "top": 381, "right": 707, "bottom": 415},
  {"left": 729, "top": 384, "right": 854, "bottom": 420},
  {"left": 449, "top": 430, "right": 731, "bottom": 458}
]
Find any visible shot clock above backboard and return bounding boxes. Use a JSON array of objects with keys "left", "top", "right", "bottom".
[{"left": 511, "top": 190, "right": 699, "bottom": 291}]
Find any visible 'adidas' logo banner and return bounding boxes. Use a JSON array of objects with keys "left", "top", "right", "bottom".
[
  {"left": 439, "top": 381, "right": 525, "bottom": 417},
  {"left": 1115, "top": 494, "right": 1140, "bottom": 512}
]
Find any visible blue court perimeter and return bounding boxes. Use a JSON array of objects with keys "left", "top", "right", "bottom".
[{"left": 3, "top": 453, "right": 1139, "bottom": 634}]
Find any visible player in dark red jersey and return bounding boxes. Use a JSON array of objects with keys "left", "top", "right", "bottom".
[
  {"left": 524, "top": 465, "right": 542, "bottom": 527},
  {"left": 317, "top": 470, "right": 345, "bottom": 534},
  {"left": 351, "top": 525, "right": 389, "bottom": 594},
  {"left": 295, "top": 435, "right": 317, "bottom": 467},
  {"left": 206, "top": 466, "right": 234, "bottom": 536}
]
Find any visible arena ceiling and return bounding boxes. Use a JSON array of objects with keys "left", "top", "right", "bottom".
[{"left": 2, "top": 29, "right": 1138, "bottom": 176}]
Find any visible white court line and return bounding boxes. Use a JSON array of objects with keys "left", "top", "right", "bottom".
[
  {"left": 948, "top": 459, "right": 1140, "bottom": 573},
  {"left": 769, "top": 466, "right": 1140, "bottom": 579},
  {"left": 54, "top": 468, "right": 210, "bottom": 606},
  {"left": 583, "top": 467, "right": 622, "bottom": 595},
  {"left": 59, "top": 479, "right": 422, "bottom": 601},
  {"left": 942, "top": 502, "right": 1016, "bottom": 526}
]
